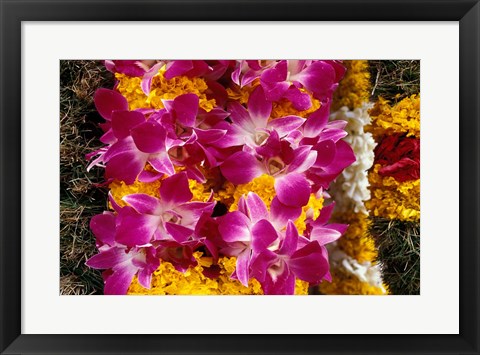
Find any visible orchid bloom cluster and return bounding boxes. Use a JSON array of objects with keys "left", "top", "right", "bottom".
[{"left": 86, "top": 60, "right": 355, "bottom": 295}]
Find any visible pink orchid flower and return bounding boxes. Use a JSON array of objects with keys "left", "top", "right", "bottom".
[
  {"left": 250, "top": 220, "right": 329, "bottom": 295},
  {"left": 260, "top": 60, "right": 346, "bottom": 110},
  {"left": 218, "top": 193, "right": 300, "bottom": 286},
  {"left": 231, "top": 60, "right": 275, "bottom": 87},
  {"left": 218, "top": 86, "right": 305, "bottom": 152},
  {"left": 221, "top": 130, "right": 317, "bottom": 207},
  {"left": 116, "top": 172, "right": 215, "bottom": 247}
]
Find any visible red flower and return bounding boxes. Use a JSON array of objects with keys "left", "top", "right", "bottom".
[{"left": 374, "top": 134, "right": 420, "bottom": 182}]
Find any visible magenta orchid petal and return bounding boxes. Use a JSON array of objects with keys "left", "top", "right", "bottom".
[
  {"left": 263, "top": 264, "right": 295, "bottom": 295},
  {"left": 111, "top": 110, "right": 145, "bottom": 139},
  {"left": 131, "top": 121, "right": 166, "bottom": 154},
  {"left": 293, "top": 61, "right": 336, "bottom": 99},
  {"left": 246, "top": 192, "right": 269, "bottom": 223},
  {"left": 165, "top": 222, "right": 194, "bottom": 243},
  {"left": 283, "top": 86, "right": 312, "bottom": 111},
  {"left": 287, "top": 146, "right": 317, "bottom": 174},
  {"left": 122, "top": 193, "right": 162, "bottom": 215},
  {"left": 247, "top": 86, "right": 271, "bottom": 126},
  {"left": 86, "top": 247, "right": 130, "bottom": 269},
  {"left": 90, "top": 212, "right": 116, "bottom": 247},
  {"left": 164, "top": 60, "right": 193, "bottom": 80},
  {"left": 172, "top": 93, "right": 199, "bottom": 127},
  {"left": 278, "top": 221, "right": 299, "bottom": 255},
  {"left": 274, "top": 173, "right": 311, "bottom": 207},
  {"left": 104, "top": 266, "right": 137, "bottom": 295},
  {"left": 160, "top": 172, "right": 193, "bottom": 206},
  {"left": 309, "top": 227, "right": 342, "bottom": 245},
  {"left": 235, "top": 248, "right": 252, "bottom": 287},
  {"left": 220, "top": 151, "right": 264, "bottom": 184},
  {"left": 267, "top": 115, "right": 305, "bottom": 137},
  {"left": 148, "top": 153, "right": 175, "bottom": 176},
  {"left": 318, "top": 128, "right": 348, "bottom": 143},
  {"left": 137, "top": 169, "right": 164, "bottom": 183},
  {"left": 289, "top": 241, "right": 328, "bottom": 284},
  {"left": 313, "top": 140, "right": 336, "bottom": 167},
  {"left": 94, "top": 88, "right": 129, "bottom": 120},
  {"left": 228, "top": 101, "right": 256, "bottom": 132},
  {"left": 116, "top": 207, "right": 160, "bottom": 247},
  {"left": 193, "top": 128, "right": 227, "bottom": 144},
  {"left": 141, "top": 62, "right": 164, "bottom": 95},
  {"left": 270, "top": 197, "right": 302, "bottom": 229},
  {"left": 137, "top": 268, "right": 153, "bottom": 289},
  {"left": 105, "top": 150, "right": 147, "bottom": 185},
  {"left": 218, "top": 211, "right": 251, "bottom": 243},
  {"left": 174, "top": 201, "right": 215, "bottom": 227},
  {"left": 251, "top": 219, "right": 278, "bottom": 252},
  {"left": 315, "top": 202, "right": 335, "bottom": 225},
  {"left": 303, "top": 104, "right": 330, "bottom": 138}
]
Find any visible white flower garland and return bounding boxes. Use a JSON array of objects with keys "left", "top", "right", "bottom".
[{"left": 330, "top": 104, "right": 376, "bottom": 215}]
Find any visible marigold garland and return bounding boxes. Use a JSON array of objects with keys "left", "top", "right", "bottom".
[
  {"left": 367, "top": 95, "right": 420, "bottom": 139},
  {"left": 332, "top": 60, "right": 371, "bottom": 112},
  {"left": 115, "top": 67, "right": 216, "bottom": 111},
  {"left": 366, "top": 164, "right": 420, "bottom": 221},
  {"left": 128, "top": 252, "right": 309, "bottom": 295}
]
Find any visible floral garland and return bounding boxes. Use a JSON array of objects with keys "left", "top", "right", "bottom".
[
  {"left": 366, "top": 95, "right": 420, "bottom": 221},
  {"left": 85, "top": 60, "right": 356, "bottom": 295},
  {"left": 321, "top": 60, "right": 386, "bottom": 295},
  {"left": 366, "top": 94, "right": 421, "bottom": 294}
]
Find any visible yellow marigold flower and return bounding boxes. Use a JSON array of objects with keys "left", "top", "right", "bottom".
[
  {"left": 334, "top": 212, "right": 377, "bottom": 263},
  {"left": 128, "top": 252, "right": 309, "bottom": 295},
  {"left": 366, "top": 164, "right": 420, "bottom": 221},
  {"left": 270, "top": 92, "right": 321, "bottom": 119},
  {"left": 188, "top": 179, "right": 213, "bottom": 203},
  {"left": 221, "top": 174, "right": 323, "bottom": 234},
  {"left": 332, "top": 60, "right": 371, "bottom": 111},
  {"left": 368, "top": 95, "right": 420, "bottom": 139},
  {"left": 319, "top": 268, "right": 387, "bottom": 295},
  {"left": 115, "top": 67, "right": 216, "bottom": 112},
  {"left": 227, "top": 174, "right": 276, "bottom": 212},
  {"left": 226, "top": 84, "right": 258, "bottom": 105},
  {"left": 109, "top": 178, "right": 162, "bottom": 207},
  {"left": 295, "top": 194, "right": 324, "bottom": 235}
]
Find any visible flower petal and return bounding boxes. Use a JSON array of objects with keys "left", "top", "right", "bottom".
[
  {"left": 267, "top": 115, "right": 305, "bottom": 137},
  {"left": 274, "top": 173, "right": 311, "bottom": 207},
  {"left": 270, "top": 197, "right": 302, "bottom": 229},
  {"left": 220, "top": 151, "right": 263, "bottom": 184},
  {"left": 86, "top": 247, "right": 130, "bottom": 269},
  {"left": 235, "top": 248, "right": 252, "bottom": 287},
  {"left": 251, "top": 219, "right": 278, "bottom": 252},
  {"left": 94, "top": 88, "right": 129, "bottom": 120},
  {"left": 289, "top": 241, "right": 328, "bottom": 284},
  {"left": 247, "top": 86, "right": 271, "bottom": 127},
  {"left": 104, "top": 265, "right": 137, "bottom": 295},
  {"left": 105, "top": 151, "right": 147, "bottom": 185},
  {"left": 245, "top": 192, "right": 269, "bottom": 223},
  {"left": 131, "top": 121, "right": 167, "bottom": 154},
  {"left": 111, "top": 110, "right": 146, "bottom": 139},
  {"left": 116, "top": 207, "right": 161, "bottom": 247},
  {"left": 90, "top": 212, "right": 116, "bottom": 247},
  {"left": 287, "top": 146, "right": 317, "bottom": 174},
  {"left": 172, "top": 93, "right": 199, "bottom": 127},
  {"left": 218, "top": 211, "right": 251, "bottom": 243},
  {"left": 160, "top": 172, "right": 193, "bottom": 206},
  {"left": 303, "top": 104, "right": 330, "bottom": 138},
  {"left": 122, "top": 194, "right": 162, "bottom": 215},
  {"left": 278, "top": 220, "right": 299, "bottom": 255}
]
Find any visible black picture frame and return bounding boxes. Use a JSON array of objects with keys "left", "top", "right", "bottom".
[{"left": 1, "top": 0, "right": 479, "bottom": 354}]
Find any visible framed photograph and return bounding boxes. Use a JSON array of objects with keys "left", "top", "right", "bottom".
[{"left": 1, "top": 0, "right": 479, "bottom": 354}]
